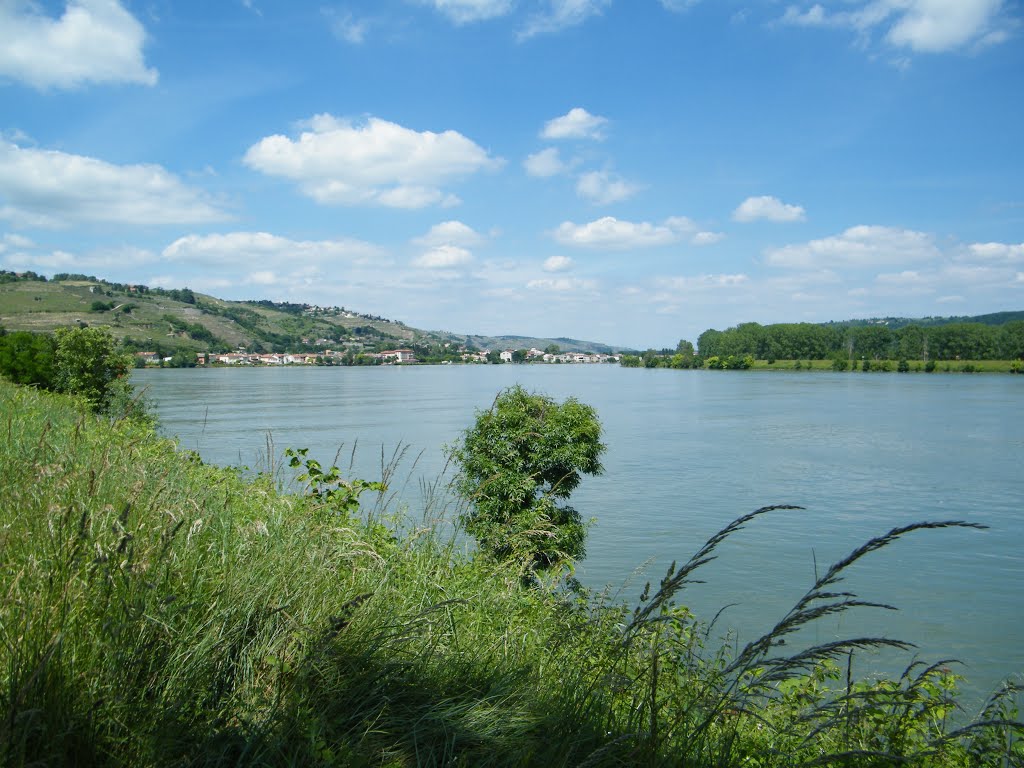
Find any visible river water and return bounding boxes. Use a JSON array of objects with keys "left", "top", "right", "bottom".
[{"left": 135, "top": 365, "right": 1023, "bottom": 709}]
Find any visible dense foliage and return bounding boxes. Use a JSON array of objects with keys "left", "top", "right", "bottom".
[
  {"left": 1, "top": 380, "right": 1021, "bottom": 766},
  {"left": 0, "top": 325, "right": 137, "bottom": 414},
  {"left": 697, "top": 320, "right": 1024, "bottom": 362},
  {"left": 451, "top": 385, "right": 605, "bottom": 573}
]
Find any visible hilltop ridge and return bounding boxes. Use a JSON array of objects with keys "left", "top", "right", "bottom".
[{"left": 0, "top": 271, "right": 617, "bottom": 358}]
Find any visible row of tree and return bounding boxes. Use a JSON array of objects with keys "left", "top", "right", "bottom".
[{"left": 695, "top": 321, "right": 1024, "bottom": 362}]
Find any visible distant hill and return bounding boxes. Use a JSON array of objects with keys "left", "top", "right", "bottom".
[
  {"left": 432, "top": 332, "right": 625, "bottom": 355},
  {"left": 0, "top": 272, "right": 621, "bottom": 356},
  {"left": 823, "top": 311, "right": 1024, "bottom": 330},
  {"left": 0, "top": 272, "right": 418, "bottom": 355}
]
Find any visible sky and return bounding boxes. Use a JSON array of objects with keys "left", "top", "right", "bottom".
[{"left": 1, "top": 0, "right": 1022, "bottom": 349}]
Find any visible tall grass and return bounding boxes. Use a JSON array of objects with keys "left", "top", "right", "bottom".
[{"left": 1, "top": 380, "right": 1020, "bottom": 766}]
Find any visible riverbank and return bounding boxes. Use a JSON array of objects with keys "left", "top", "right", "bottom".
[{"left": 2, "top": 379, "right": 1020, "bottom": 766}]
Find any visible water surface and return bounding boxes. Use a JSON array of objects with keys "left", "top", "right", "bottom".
[{"left": 136, "top": 365, "right": 1024, "bottom": 709}]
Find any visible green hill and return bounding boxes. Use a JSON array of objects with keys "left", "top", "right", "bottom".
[
  {"left": 0, "top": 272, "right": 420, "bottom": 356},
  {"left": 0, "top": 272, "right": 620, "bottom": 356}
]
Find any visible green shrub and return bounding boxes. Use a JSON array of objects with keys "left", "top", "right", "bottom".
[{"left": 450, "top": 385, "right": 604, "bottom": 574}]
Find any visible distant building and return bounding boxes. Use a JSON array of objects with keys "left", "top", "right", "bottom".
[{"left": 378, "top": 349, "right": 418, "bottom": 363}]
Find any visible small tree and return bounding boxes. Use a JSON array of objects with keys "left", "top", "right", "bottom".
[
  {"left": 53, "top": 326, "right": 132, "bottom": 412},
  {"left": 451, "top": 385, "right": 604, "bottom": 573}
]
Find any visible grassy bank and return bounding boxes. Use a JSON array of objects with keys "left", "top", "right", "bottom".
[{"left": 1, "top": 380, "right": 1020, "bottom": 766}]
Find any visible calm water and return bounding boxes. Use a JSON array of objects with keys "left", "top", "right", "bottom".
[{"left": 136, "top": 365, "right": 1023, "bottom": 708}]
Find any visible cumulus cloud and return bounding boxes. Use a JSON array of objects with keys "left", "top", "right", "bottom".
[
  {"left": 575, "top": 170, "right": 640, "bottom": 205},
  {"left": 765, "top": 225, "right": 940, "bottom": 268},
  {"left": 2, "top": 243, "right": 156, "bottom": 272},
  {"left": 413, "top": 220, "right": 485, "bottom": 248},
  {"left": 524, "top": 147, "right": 568, "bottom": 177},
  {"left": 325, "top": 9, "right": 369, "bottom": 44},
  {"left": 692, "top": 231, "right": 725, "bottom": 245},
  {"left": 663, "top": 273, "right": 751, "bottom": 290},
  {"left": 542, "top": 255, "right": 574, "bottom": 272},
  {"left": 541, "top": 107, "right": 608, "bottom": 141},
  {"left": 422, "top": 0, "right": 515, "bottom": 24},
  {"left": 553, "top": 216, "right": 694, "bottom": 249},
  {"left": 733, "top": 195, "right": 806, "bottom": 223},
  {"left": 779, "top": 1, "right": 1010, "bottom": 53},
  {"left": 163, "top": 232, "right": 383, "bottom": 265},
  {"left": 3, "top": 232, "right": 34, "bottom": 248},
  {"left": 967, "top": 241, "right": 1024, "bottom": 262},
  {"left": 0, "top": 141, "right": 227, "bottom": 228},
  {"left": 519, "top": 0, "right": 612, "bottom": 39},
  {"left": 526, "top": 276, "right": 598, "bottom": 292},
  {"left": 0, "top": 0, "right": 157, "bottom": 89},
  {"left": 660, "top": 0, "right": 701, "bottom": 11},
  {"left": 413, "top": 244, "right": 473, "bottom": 269},
  {"left": 243, "top": 115, "right": 501, "bottom": 209}
]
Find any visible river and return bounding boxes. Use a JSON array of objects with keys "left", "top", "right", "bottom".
[{"left": 135, "top": 365, "right": 1023, "bottom": 710}]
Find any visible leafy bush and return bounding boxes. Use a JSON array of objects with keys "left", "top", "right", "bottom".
[{"left": 450, "top": 385, "right": 604, "bottom": 574}]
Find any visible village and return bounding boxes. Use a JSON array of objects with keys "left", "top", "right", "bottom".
[{"left": 134, "top": 347, "right": 621, "bottom": 367}]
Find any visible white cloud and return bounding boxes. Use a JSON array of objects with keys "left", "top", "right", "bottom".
[
  {"left": 692, "top": 231, "right": 725, "bottom": 245},
  {"left": 0, "top": 141, "right": 227, "bottom": 228},
  {"left": 325, "top": 10, "right": 369, "bottom": 44},
  {"left": 2, "top": 243, "right": 156, "bottom": 272},
  {"left": 542, "top": 255, "right": 574, "bottom": 272},
  {"left": 541, "top": 107, "right": 608, "bottom": 140},
  {"left": 575, "top": 170, "right": 640, "bottom": 205},
  {"left": 0, "top": 0, "right": 157, "bottom": 89},
  {"left": 243, "top": 115, "right": 502, "bottom": 209},
  {"left": 733, "top": 195, "right": 806, "bottom": 223},
  {"left": 413, "top": 220, "right": 485, "bottom": 248},
  {"left": 781, "top": 4, "right": 830, "bottom": 26},
  {"left": 413, "top": 244, "right": 473, "bottom": 269},
  {"left": 886, "top": 0, "right": 1006, "bottom": 52},
  {"left": 524, "top": 147, "right": 568, "bottom": 177},
  {"left": 526, "top": 276, "right": 598, "bottom": 292},
  {"left": 779, "top": 1, "right": 1011, "bottom": 53},
  {"left": 247, "top": 270, "right": 277, "bottom": 285},
  {"left": 967, "top": 241, "right": 1024, "bottom": 262},
  {"left": 519, "top": 0, "right": 612, "bottom": 39},
  {"left": 875, "top": 269, "right": 929, "bottom": 287},
  {"left": 553, "top": 216, "right": 693, "bottom": 249},
  {"left": 423, "top": 0, "right": 515, "bottom": 24},
  {"left": 660, "top": 0, "right": 701, "bottom": 11},
  {"left": 765, "top": 225, "right": 941, "bottom": 268},
  {"left": 663, "top": 273, "right": 751, "bottom": 290},
  {"left": 3, "top": 232, "right": 34, "bottom": 248},
  {"left": 163, "top": 232, "right": 383, "bottom": 265}
]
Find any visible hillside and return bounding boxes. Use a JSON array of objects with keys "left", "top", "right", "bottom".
[
  {"left": 823, "top": 310, "right": 1024, "bottom": 329},
  {"left": 0, "top": 272, "right": 620, "bottom": 356}
]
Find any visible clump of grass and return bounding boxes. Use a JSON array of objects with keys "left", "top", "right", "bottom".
[{"left": 1, "top": 380, "right": 1021, "bottom": 766}]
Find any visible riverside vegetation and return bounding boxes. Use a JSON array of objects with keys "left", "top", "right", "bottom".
[
  {"left": 2, "top": 363, "right": 1023, "bottom": 764},
  {"left": 621, "top": 317, "right": 1024, "bottom": 373}
]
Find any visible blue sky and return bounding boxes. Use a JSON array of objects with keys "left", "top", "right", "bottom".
[{"left": 1, "top": 0, "right": 1022, "bottom": 348}]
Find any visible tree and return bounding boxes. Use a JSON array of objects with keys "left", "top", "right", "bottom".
[
  {"left": 53, "top": 326, "right": 132, "bottom": 412},
  {"left": 451, "top": 385, "right": 604, "bottom": 573},
  {"left": 0, "top": 330, "right": 57, "bottom": 388},
  {"left": 544, "top": 343, "right": 561, "bottom": 355}
]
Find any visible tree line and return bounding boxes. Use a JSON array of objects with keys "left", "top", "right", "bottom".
[{"left": 696, "top": 320, "right": 1024, "bottom": 362}]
